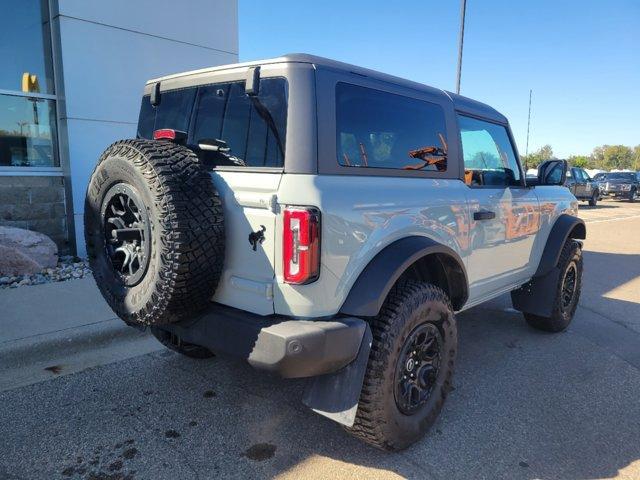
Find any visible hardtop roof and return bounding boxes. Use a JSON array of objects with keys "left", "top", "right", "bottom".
[{"left": 147, "top": 53, "right": 507, "bottom": 124}]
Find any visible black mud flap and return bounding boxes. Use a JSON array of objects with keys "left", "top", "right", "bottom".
[
  {"left": 302, "top": 323, "right": 372, "bottom": 427},
  {"left": 511, "top": 268, "right": 561, "bottom": 318}
]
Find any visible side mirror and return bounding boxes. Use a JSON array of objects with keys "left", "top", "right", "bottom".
[{"left": 537, "top": 159, "right": 568, "bottom": 186}]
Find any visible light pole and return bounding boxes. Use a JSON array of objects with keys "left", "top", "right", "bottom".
[{"left": 455, "top": 0, "right": 467, "bottom": 94}]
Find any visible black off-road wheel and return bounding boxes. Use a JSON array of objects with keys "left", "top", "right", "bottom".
[
  {"left": 629, "top": 188, "right": 638, "bottom": 203},
  {"left": 84, "top": 139, "right": 224, "bottom": 326},
  {"left": 524, "top": 239, "right": 582, "bottom": 333},
  {"left": 588, "top": 191, "right": 598, "bottom": 207},
  {"left": 149, "top": 327, "right": 214, "bottom": 359},
  {"left": 347, "top": 281, "right": 457, "bottom": 451}
]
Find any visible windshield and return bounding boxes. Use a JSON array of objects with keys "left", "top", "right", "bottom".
[{"left": 607, "top": 173, "right": 635, "bottom": 181}]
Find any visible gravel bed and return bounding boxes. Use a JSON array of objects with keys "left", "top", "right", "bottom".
[{"left": 0, "top": 256, "right": 92, "bottom": 289}]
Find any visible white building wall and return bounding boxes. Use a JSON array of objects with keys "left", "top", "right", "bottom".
[{"left": 51, "top": 0, "right": 238, "bottom": 255}]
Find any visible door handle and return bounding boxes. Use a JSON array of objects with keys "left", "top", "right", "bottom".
[{"left": 474, "top": 210, "right": 496, "bottom": 221}]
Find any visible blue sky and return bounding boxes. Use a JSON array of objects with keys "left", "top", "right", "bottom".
[{"left": 239, "top": 0, "right": 639, "bottom": 158}]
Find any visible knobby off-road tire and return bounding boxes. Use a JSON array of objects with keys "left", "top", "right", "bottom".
[
  {"left": 85, "top": 139, "right": 224, "bottom": 326},
  {"left": 347, "top": 281, "right": 457, "bottom": 451},
  {"left": 149, "top": 327, "right": 214, "bottom": 359},
  {"left": 524, "top": 239, "right": 582, "bottom": 333},
  {"left": 588, "top": 191, "right": 598, "bottom": 207}
]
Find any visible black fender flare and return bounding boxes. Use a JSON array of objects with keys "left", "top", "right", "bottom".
[
  {"left": 534, "top": 214, "right": 586, "bottom": 278},
  {"left": 339, "top": 236, "right": 468, "bottom": 316}
]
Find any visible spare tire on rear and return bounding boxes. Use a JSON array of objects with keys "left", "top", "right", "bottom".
[{"left": 84, "top": 139, "right": 224, "bottom": 325}]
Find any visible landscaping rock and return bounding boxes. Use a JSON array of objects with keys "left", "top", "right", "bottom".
[
  {"left": 0, "top": 226, "right": 58, "bottom": 275},
  {"left": 0, "top": 255, "right": 91, "bottom": 289},
  {"left": 0, "top": 245, "right": 43, "bottom": 275}
]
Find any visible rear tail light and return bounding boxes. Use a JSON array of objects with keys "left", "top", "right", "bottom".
[
  {"left": 283, "top": 206, "right": 320, "bottom": 284},
  {"left": 153, "top": 129, "right": 187, "bottom": 143}
]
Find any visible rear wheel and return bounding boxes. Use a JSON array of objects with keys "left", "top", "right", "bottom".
[
  {"left": 524, "top": 240, "right": 582, "bottom": 332},
  {"left": 588, "top": 191, "right": 598, "bottom": 206},
  {"left": 347, "top": 281, "right": 457, "bottom": 451}
]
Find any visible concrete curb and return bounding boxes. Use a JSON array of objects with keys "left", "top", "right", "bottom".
[
  {"left": 0, "top": 319, "right": 162, "bottom": 392},
  {"left": 2, "top": 319, "right": 139, "bottom": 365}
]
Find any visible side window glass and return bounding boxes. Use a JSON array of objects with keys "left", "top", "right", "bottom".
[
  {"left": 335, "top": 83, "right": 448, "bottom": 171},
  {"left": 192, "top": 78, "right": 288, "bottom": 168},
  {"left": 458, "top": 115, "right": 522, "bottom": 187}
]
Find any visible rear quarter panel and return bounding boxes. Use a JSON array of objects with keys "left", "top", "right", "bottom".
[{"left": 274, "top": 174, "right": 471, "bottom": 317}]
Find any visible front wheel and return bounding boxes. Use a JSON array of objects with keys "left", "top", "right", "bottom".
[
  {"left": 346, "top": 281, "right": 457, "bottom": 451},
  {"left": 588, "top": 191, "right": 598, "bottom": 207},
  {"left": 524, "top": 240, "right": 583, "bottom": 332},
  {"left": 629, "top": 189, "right": 638, "bottom": 202}
]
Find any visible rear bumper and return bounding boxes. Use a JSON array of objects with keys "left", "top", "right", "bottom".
[{"left": 156, "top": 304, "right": 367, "bottom": 378}]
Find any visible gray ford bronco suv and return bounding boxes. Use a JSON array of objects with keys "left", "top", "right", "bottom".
[{"left": 85, "top": 54, "right": 585, "bottom": 451}]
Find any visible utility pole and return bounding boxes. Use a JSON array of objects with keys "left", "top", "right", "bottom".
[
  {"left": 525, "top": 89, "right": 532, "bottom": 157},
  {"left": 455, "top": 0, "right": 467, "bottom": 94}
]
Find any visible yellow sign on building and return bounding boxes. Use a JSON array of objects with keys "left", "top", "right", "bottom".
[{"left": 22, "top": 73, "right": 40, "bottom": 93}]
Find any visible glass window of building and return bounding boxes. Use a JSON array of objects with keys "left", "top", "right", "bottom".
[
  {"left": 0, "top": 0, "right": 58, "bottom": 168},
  {"left": 0, "top": 0, "right": 54, "bottom": 93}
]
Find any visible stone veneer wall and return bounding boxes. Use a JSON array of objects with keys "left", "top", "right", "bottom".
[{"left": 0, "top": 177, "right": 70, "bottom": 254}]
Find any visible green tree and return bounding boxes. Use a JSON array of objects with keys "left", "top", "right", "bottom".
[
  {"left": 633, "top": 145, "right": 640, "bottom": 171},
  {"left": 521, "top": 144, "right": 555, "bottom": 169},
  {"left": 568, "top": 155, "right": 591, "bottom": 168},
  {"left": 598, "top": 145, "right": 634, "bottom": 170}
]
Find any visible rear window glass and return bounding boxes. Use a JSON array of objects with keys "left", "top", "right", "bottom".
[
  {"left": 137, "top": 96, "right": 155, "bottom": 138},
  {"left": 135, "top": 79, "right": 287, "bottom": 169},
  {"left": 193, "top": 78, "right": 288, "bottom": 168},
  {"left": 136, "top": 88, "right": 196, "bottom": 138},
  {"left": 335, "top": 83, "right": 447, "bottom": 172},
  {"left": 155, "top": 88, "right": 197, "bottom": 132}
]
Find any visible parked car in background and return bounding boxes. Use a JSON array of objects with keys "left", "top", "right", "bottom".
[
  {"left": 565, "top": 167, "right": 600, "bottom": 206},
  {"left": 592, "top": 172, "right": 607, "bottom": 191},
  {"left": 600, "top": 172, "right": 639, "bottom": 202}
]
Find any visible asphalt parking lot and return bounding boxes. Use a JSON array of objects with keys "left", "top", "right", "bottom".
[{"left": 1, "top": 199, "right": 639, "bottom": 480}]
